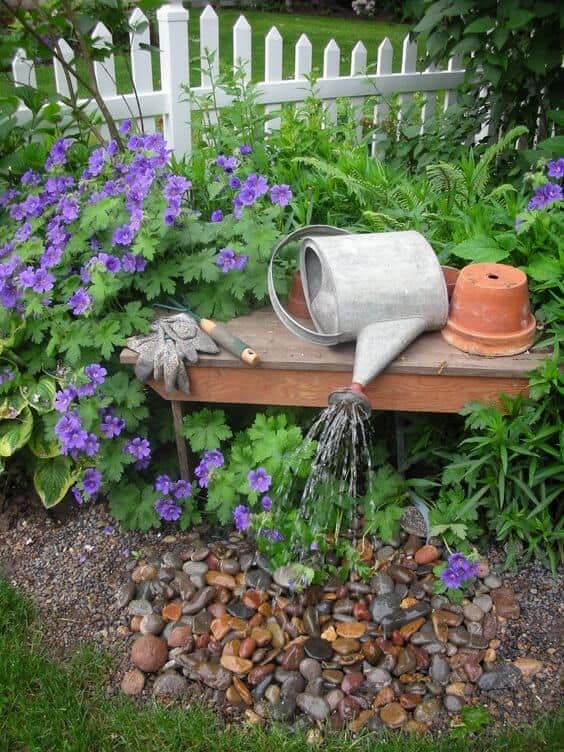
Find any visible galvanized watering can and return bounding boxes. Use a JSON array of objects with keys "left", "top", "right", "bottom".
[{"left": 268, "top": 225, "right": 449, "bottom": 412}]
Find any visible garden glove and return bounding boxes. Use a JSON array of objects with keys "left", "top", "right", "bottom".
[{"left": 126, "top": 313, "right": 219, "bottom": 395}]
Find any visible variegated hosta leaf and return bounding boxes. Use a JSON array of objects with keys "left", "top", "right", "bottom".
[
  {"left": 20, "top": 376, "right": 56, "bottom": 414},
  {"left": 33, "top": 456, "right": 76, "bottom": 508},
  {"left": 0, "top": 406, "right": 33, "bottom": 457},
  {"left": 0, "top": 393, "right": 28, "bottom": 420}
]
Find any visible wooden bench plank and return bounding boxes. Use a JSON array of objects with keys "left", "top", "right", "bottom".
[
  {"left": 146, "top": 369, "right": 530, "bottom": 412},
  {"left": 120, "top": 307, "right": 547, "bottom": 379}
]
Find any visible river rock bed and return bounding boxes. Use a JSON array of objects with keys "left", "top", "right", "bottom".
[
  {"left": 119, "top": 528, "right": 528, "bottom": 732},
  {"left": 1, "top": 501, "right": 561, "bottom": 734}
]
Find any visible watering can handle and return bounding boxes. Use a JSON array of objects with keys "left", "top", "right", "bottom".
[{"left": 268, "top": 224, "right": 349, "bottom": 346}]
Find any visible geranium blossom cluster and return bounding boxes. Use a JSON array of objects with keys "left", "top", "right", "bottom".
[
  {"left": 211, "top": 144, "right": 293, "bottom": 271},
  {"left": 528, "top": 159, "right": 563, "bottom": 210},
  {"left": 232, "top": 467, "right": 283, "bottom": 542},
  {"left": 153, "top": 474, "right": 193, "bottom": 521},
  {"left": 0, "top": 124, "right": 191, "bottom": 315},
  {"left": 53, "top": 362, "right": 150, "bottom": 505},
  {"left": 124, "top": 436, "right": 151, "bottom": 470},
  {"left": 194, "top": 449, "right": 224, "bottom": 488},
  {"left": 440, "top": 552, "right": 478, "bottom": 589}
]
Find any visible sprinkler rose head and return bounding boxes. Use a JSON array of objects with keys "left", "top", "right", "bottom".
[{"left": 328, "top": 386, "right": 371, "bottom": 419}]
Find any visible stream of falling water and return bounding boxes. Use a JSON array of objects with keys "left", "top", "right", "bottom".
[{"left": 272, "top": 399, "right": 376, "bottom": 560}]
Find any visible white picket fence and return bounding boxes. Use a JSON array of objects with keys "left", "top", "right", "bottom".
[{"left": 10, "top": 1, "right": 466, "bottom": 159}]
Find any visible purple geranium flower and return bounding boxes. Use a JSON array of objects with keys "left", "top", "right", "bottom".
[
  {"left": 262, "top": 527, "right": 284, "bottom": 542},
  {"left": 440, "top": 567, "right": 463, "bottom": 589},
  {"left": 229, "top": 176, "right": 241, "bottom": 190},
  {"left": 233, "top": 504, "right": 251, "bottom": 531},
  {"left": 248, "top": 467, "right": 272, "bottom": 493},
  {"left": 216, "top": 248, "right": 236, "bottom": 272},
  {"left": 216, "top": 154, "right": 238, "bottom": 173},
  {"left": 82, "top": 468, "right": 102, "bottom": 495},
  {"left": 84, "top": 363, "right": 107, "bottom": 386},
  {"left": 172, "top": 479, "right": 192, "bottom": 499},
  {"left": 239, "top": 144, "right": 252, "bottom": 155},
  {"left": 119, "top": 119, "right": 132, "bottom": 135},
  {"left": 68, "top": 287, "right": 91, "bottom": 315},
  {"left": 45, "top": 138, "right": 72, "bottom": 170},
  {"left": 528, "top": 182, "right": 563, "bottom": 210},
  {"left": 54, "top": 387, "right": 76, "bottom": 413},
  {"left": 547, "top": 158, "right": 564, "bottom": 179},
  {"left": 100, "top": 414, "right": 125, "bottom": 438},
  {"left": 261, "top": 495, "right": 272, "bottom": 511},
  {"left": 270, "top": 184, "right": 293, "bottom": 207},
  {"left": 155, "top": 474, "right": 172, "bottom": 494},
  {"left": 210, "top": 209, "right": 223, "bottom": 222},
  {"left": 203, "top": 449, "right": 224, "bottom": 468},
  {"left": 154, "top": 497, "right": 182, "bottom": 521},
  {"left": 112, "top": 224, "right": 134, "bottom": 246},
  {"left": 125, "top": 436, "right": 151, "bottom": 460}
]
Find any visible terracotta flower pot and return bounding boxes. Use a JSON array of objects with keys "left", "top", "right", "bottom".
[
  {"left": 287, "top": 270, "right": 312, "bottom": 321},
  {"left": 441, "top": 262, "right": 536, "bottom": 356},
  {"left": 441, "top": 265, "right": 460, "bottom": 301}
]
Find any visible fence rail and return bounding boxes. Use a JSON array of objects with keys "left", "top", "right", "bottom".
[{"left": 9, "top": 1, "right": 466, "bottom": 159}]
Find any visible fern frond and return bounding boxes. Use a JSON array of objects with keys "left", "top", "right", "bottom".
[
  {"left": 425, "top": 162, "right": 466, "bottom": 202},
  {"left": 472, "top": 125, "right": 528, "bottom": 198},
  {"left": 391, "top": 185, "right": 425, "bottom": 212},
  {"left": 362, "top": 211, "right": 405, "bottom": 231},
  {"left": 292, "top": 156, "right": 377, "bottom": 207}
]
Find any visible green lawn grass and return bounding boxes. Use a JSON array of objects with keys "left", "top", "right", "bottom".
[
  {"left": 0, "top": 577, "right": 562, "bottom": 752},
  {"left": 0, "top": 9, "right": 411, "bottom": 100}
]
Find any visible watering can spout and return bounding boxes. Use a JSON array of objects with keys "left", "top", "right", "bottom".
[{"left": 352, "top": 318, "right": 427, "bottom": 388}]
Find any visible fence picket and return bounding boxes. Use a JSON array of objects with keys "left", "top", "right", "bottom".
[
  {"left": 157, "top": 0, "right": 191, "bottom": 158},
  {"left": 294, "top": 33, "right": 312, "bottom": 80},
  {"left": 372, "top": 37, "right": 393, "bottom": 158},
  {"left": 265, "top": 26, "right": 283, "bottom": 132},
  {"left": 420, "top": 63, "right": 437, "bottom": 133},
  {"left": 233, "top": 15, "right": 252, "bottom": 83},
  {"left": 399, "top": 34, "right": 417, "bottom": 127},
  {"left": 129, "top": 8, "right": 155, "bottom": 133},
  {"left": 350, "top": 41, "right": 367, "bottom": 141},
  {"left": 322, "top": 38, "right": 340, "bottom": 123},
  {"left": 200, "top": 5, "right": 220, "bottom": 87},
  {"left": 53, "top": 39, "right": 76, "bottom": 101},
  {"left": 92, "top": 23, "right": 116, "bottom": 97},
  {"left": 12, "top": 48, "right": 36, "bottom": 89},
  {"left": 199, "top": 4, "right": 220, "bottom": 130},
  {"left": 444, "top": 56, "right": 461, "bottom": 111}
]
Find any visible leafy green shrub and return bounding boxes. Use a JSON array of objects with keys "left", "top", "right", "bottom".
[{"left": 414, "top": 0, "right": 562, "bottom": 145}]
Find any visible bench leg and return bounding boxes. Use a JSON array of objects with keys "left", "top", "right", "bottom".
[
  {"left": 394, "top": 412, "right": 406, "bottom": 472},
  {"left": 171, "top": 400, "right": 190, "bottom": 481}
]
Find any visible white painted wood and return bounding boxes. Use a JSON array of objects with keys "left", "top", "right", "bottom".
[
  {"left": 444, "top": 55, "right": 461, "bottom": 111},
  {"left": 372, "top": 37, "right": 393, "bottom": 157},
  {"left": 129, "top": 8, "right": 155, "bottom": 132},
  {"left": 399, "top": 34, "right": 417, "bottom": 124},
  {"left": 199, "top": 5, "right": 220, "bottom": 132},
  {"left": 8, "top": 4, "right": 473, "bottom": 161},
  {"left": 322, "top": 38, "right": 340, "bottom": 123},
  {"left": 157, "top": 0, "right": 191, "bottom": 158},
  {"left": 294, "top": 33, "right": 312, "bottom": 80},
  {"left": 233, "top": 14, "right": 252, "bottom": 83},
  {"left": 265, "top": 25, "right": 283, "bottom": 132},
  {"left": 53, "top": 39, "right": 76, "bottom": 100},
  {"left": 12, "top": 48, "right": 36, "bottom": 88},
  {"left": 92, "top": 23, "right": 116, "bottom": 97},
  {"left": 350, "top": 40, "right": 367, "bottom": 141},
  {"left": 420, "top": 63, "right": 437, "bottom": 133},
  {"left": 200, "top": 4, "right": 220, "bottom": 87}
]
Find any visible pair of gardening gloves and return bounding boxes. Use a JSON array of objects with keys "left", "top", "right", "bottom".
[{"left": 126, "top": 313, "right": 219, "bottom": 395}]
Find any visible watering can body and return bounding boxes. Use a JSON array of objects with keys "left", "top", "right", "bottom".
[{"left": 268, "top": 226, "right": 449, "bottom": 388}]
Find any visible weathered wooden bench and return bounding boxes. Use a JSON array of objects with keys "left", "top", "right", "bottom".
[{"left": 120, "top": 307, "right": 548, "bottom": 479}]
